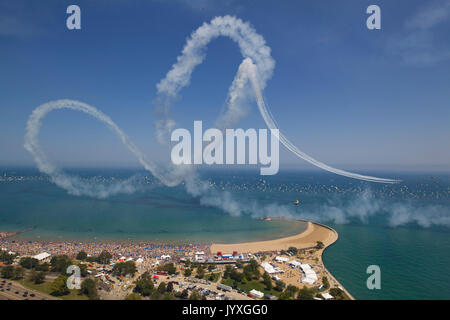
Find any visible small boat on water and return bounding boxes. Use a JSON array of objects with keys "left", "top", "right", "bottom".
[{"left": 294, "top": 199, "right": 300, "bottom": 206}]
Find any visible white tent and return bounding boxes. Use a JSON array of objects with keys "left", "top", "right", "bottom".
[
  {"left": 249, "top": 289, "right": 264, "bottom": 299},
  {"left": 301, "top": 277, "right": 316, "bottom": 285},
  {"left": 261, "top": 262, "right": 281, "bottom": 274},
  {"left": 136, "top": 258, "right": 144, "bottom": 264},
  {"left": 300, "top": 263, "right": 317, "bottom": 284},
  {"left": 321, "top": 292, "right": 334, "bottom": 300},
  {"left": 275, "top": 256, "right": 289, "bottom": 263}
]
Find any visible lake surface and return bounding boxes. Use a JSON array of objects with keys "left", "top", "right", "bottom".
[{"left": 0, "top": 167, "right": 449, "bottom": 299}]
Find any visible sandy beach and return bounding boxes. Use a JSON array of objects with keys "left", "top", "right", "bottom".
[
  {"left": 211, "top": 220, "right": 355, "bottom": 300},
  {"left": 210, "top": 221, "right": 338, "bottom": 254}
]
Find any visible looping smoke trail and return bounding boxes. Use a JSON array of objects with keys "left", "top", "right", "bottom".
[
  {"left": 25, "top": 15, "right": 398, "bottom": 200},
  {"left": 155, "top": 16, "right": 399, "bottom": 184},
  {"left": 24, "top": 100, "right": 182, "bottom": 198}
]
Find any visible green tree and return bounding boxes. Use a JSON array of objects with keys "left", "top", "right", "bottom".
[
  {"left": 35, "top": 262, "right": 50, "bottom": 272},
  {"left": 1, "top": 265, "right": 15, "bottom": 279},
  {"left": 286, "top": 284, "right": 298, "bottom": 298},
  {"left": 13, "top": 267, "right": 25, "bottom": 280},
  {"left": 157, "top": 282, "right": 167, "bottom": 294},
  {"left": 329, "top": 288, "right": 349, "bottom": 300},
  {"left": 134, "top": 272, "right": 154, "bottom": 296},
  {"left": 184, "top": 268, "right": 192, "bottom": 277},
  {"left": 249, "top": 259, "right": 259, "bottom": 271},
  {"left": 50, "top": 275, "right": 70, "bottom": 296},
  {"left": 208, "top": 263, "right": 216, "bottom": 272},
  {"left": 96, "top": 251, "right": 112, "bottom": 265},
  {"left": 279, "top": 291, "right": 292, "bottom": 300},
  {"left": 76, "top": 251, "right": 88, "bottom": 261},
  {"left": 316, "top": 241, "right": 324, "bottom": 249},
  {"left": 322, "top": 276, "right": 330, "bottom": 289},
  {"left": 297, "top": 286, "right": 316, "bottom": 300},
  {"left": 188, "top": 289, "right": 202, "bottom": 300},
  {"left": 50, "top": 255, "right": 72, "bottom": 273},
  {"left": 223, "top": 265, "right": 233, "bottom": 278},
  {"left": 275, "top": 280, "right": 286, "bottom": 292},
  {"left": 157, "top": 262, "right": 177, "bottom": 275},
  {"left": 112, "top": 261, "right": 136, "bottom": 277},
  {"left": 30, "top": 270, "right": 46, "bottom": 284},
  {"left": 78, "top": 263, "right": 88, "bottom": 277},
  {"left": 19, "top": 257, "right": 39, "bottom": 269},
  {"left": 180, "top": 289, "right": 189, "bottom": 299},
  {"left": 80, "top": 278, "right": 98, "bottom": 300},
  {"left": 166, "top": 282, "right": 174, "bottom": 292},
  {"left": 0, "top": 251, "right": 15, "bottom": 264},
  {"left": 262, "top": 272, "right": 272, "bottom": 290},
  {"left": 196, "top": 265, "right": 205, "bottom": 279},
  {"left": 288, "top": 247, "right": 298, "bottom": 255}
]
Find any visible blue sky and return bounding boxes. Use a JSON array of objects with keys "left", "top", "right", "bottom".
[{"left": 0, "top": 0, "right": 449, "bottom": 171}]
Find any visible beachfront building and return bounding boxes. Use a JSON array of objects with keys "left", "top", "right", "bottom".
[
  {"left": 194, "top": 251, "right": 205, "bottom": 262},
  {"left": 32, "top": 252, "right": 51, "bottom": 261}
]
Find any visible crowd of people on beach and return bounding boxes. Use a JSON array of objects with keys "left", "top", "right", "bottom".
[{"left": 0, "top": 237, "right": 210, "bottom": 261}]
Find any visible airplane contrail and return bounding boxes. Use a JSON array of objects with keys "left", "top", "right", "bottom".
[
  {"left": 25, "top": 16, "right": 398, "bottom": 199},
  {"left": 155, "top": 16, "right": 400, "bottom": 184}
]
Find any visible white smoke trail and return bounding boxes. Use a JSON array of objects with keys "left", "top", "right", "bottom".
[
  {"left": 155, "top": 16, "right": 399, "bottom": 183},
  {"left": 25, "top": 15, "right": 398, "bottom": 203},
  {"left": 24, "top": 99, "right": 184, "bottom": 198}
]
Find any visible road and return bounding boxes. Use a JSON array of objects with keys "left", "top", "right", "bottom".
[{"left": 0, "top": 279, "right": 57, "bottom": 300}]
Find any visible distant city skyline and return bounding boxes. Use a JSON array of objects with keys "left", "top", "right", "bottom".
[{"left": 1, "top": 0, "right": 449, "bottom": 172}]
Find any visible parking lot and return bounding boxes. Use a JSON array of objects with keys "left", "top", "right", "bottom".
[{"left": 0, "top": 279, "right": 57, "bottom": 300}]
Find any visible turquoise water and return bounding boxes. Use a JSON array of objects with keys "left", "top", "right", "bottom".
[
  {"left": 323, "top": 223, "right": 450, "bottom": 300},
  {"left": 0, "top": 168, "right": 449, "bottom": 299},
  {"left": 0, "top": 169, "right": 306, "bottom": 243}
]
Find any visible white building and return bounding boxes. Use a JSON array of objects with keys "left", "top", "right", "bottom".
[{"left": 33, "top": 252, "right": 51, "bottom": 261}]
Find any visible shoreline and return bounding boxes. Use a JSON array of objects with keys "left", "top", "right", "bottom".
[
  {"left": 0, "top": 220, "right": 308, "bottom": 244},
  {"left": 211, "top": 220, "right": 355, "bottom": 300}
]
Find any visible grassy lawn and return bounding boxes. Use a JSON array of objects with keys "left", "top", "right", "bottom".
[
  {"left": 221, "top": 278, "right": 281, "bottom": 297},
  {"left": 18, "top": 278, "right": 89, "bottom": 300}
]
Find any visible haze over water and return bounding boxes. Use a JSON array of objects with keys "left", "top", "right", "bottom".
[{"left": 0, "top": 168, "right": 449, "bottom": 299}]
